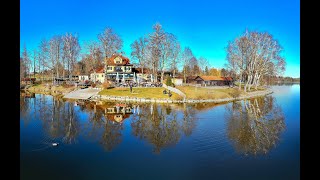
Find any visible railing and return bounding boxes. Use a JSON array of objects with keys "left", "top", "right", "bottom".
[{"left": 162, "top": 83, "right": 186, "bottom": 99}]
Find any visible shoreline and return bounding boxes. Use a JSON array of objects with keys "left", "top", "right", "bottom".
[
  {"left": 89, "top": 89, "right": 273, "bottom": 104},
  {"left": 24, "top": 85, "right": 273, "bottom": 104},
  {"left": 25, "top": 84, "right": 76, "bottom": 98}
]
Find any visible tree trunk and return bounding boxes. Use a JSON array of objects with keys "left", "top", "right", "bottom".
[
  {"left": 161, "top": 71, "right": 164, "bottom": 82},
  {"left": 52, "top": 71, "right": 54, "bottom": 85},
  {"left": 252, "top": 73, "right": 259, "bottom": 90},
  {"left": 245, "top": 74, "right": 252, "bottom": 92},
  {"left": 254, "top": 74, "right": 261, "bottom": 90},
  {"left": 57, "top": 47, "right": 60, "bottom": 79},
  {"left": 56, "top": 65, "right": 59, "bottom": 79},
  {"left": 33, "top": 58, "right": 36, "bottom": 79},
  {"left": 238, "top": 72, "right": 242, "bottom": 90},
  {"left": 183, "top": 69, "right": 186, "bottom": 84},
  {"left": 248, "top": 74, "right": 253, "bottom": 91},
  {"left": 105, "top": 61, "right": 108, "bottom": 83},
  {"left": 68, "top": 62, "right": 71, "bottom": 83}
]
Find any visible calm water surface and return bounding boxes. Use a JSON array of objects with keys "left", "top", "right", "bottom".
[{"left": 20, "top": 85, "right": 300, "bottom": 180}]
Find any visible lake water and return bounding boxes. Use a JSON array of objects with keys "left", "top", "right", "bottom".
[{"left": 20, "top": 85, "right": 300, "bottom": 180}]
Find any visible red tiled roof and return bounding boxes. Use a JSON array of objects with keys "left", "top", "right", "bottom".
[
  {"left": 90, "top": 66, "right": 104, "bottom": 73},
  {"left": 223, "top": 77, "right": 233, "bottom": 81},
  {"left": 106, "top": 54, "right": 132, "bottom": 66}
]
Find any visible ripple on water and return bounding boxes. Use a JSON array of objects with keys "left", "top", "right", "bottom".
[{"left": 192, "top": 116, "right": 236, "bottom": 168}]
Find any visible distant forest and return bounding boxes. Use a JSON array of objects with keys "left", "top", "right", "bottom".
[{"left": 265, "top": 76, "right": 300, "bottom": 84}]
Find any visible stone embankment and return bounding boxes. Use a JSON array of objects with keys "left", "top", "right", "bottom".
[{"left": 90, "top": 89, "right": 273, "bottom": 104}]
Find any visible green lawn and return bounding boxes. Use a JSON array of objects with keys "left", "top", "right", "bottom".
[
  {"left": 176, "top": 86, "right": 246, "bottom": 100},
  {"left": 98, "top": 87, "right": 182, "bottom": 100}
]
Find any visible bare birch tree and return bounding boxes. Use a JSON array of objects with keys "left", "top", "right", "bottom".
[
  {"left": 198, "top": 57, "right": 209, "bottom": 75},
  {"left": 131, "top": 37, "right": 149, "bottom": 74},
  {"left": 39, "top": 39, "right": 49, "bottom": 82},
  {"left": 226, "top": 30, "right": 286, "bottom": 92},
  {"left": 189, "top": 57, "right": 200, "bottom": 76},
  {"left": 32, "top": 49, "right": 38, "bottom": 79},
  {"left": 170, "top": 42, "right": 181, "bottom": 78},
  {"left": 86, "top": 41, "right": 103, "bottom": 83},
  {"left": 49, "top": 36, "right": 63, "bottom": 80},
  {"left": 148, "top": 23, "right": 165, "bottom": 82},
  {"left": 62, "top": 33, "right": 81, "bottom": 82},
  {"left": 181, "top": 47, "right": 194, "bottom": 83},
  {"left": 159, "top": 33, "right": 178, "bottom": 82},
  {"left": 98, "top": 27, "right": 123, "bottom": 58},
  {"left": 98, "top": 27, "right": 123, "bottom": 82},
  {"left": 22, "top": 44, "right": 31, "bottom": 79},
  {"left": 20, "top": 57, "right": 25, "bottom": 82}
]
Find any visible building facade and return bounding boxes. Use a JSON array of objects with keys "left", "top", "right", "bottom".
[
  {"left": 105, "top": 54, "right": 134, "bottom": 82},
  {"left": 90, "top": 67, "right": 105, "bottom": 83},
  {"left": 187, "top": 76, "right": 233, "bottom": 86}
]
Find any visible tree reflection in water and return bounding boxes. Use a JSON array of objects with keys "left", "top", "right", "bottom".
[
  {"left": 21, "top": 93, "right": 81, "bottom": 144},
  {"left": 131, "top": 103, "right": 197, "bottom": 154},
  {"left": 20, "top": 93, "right": 206, "bottom": 153},
  {"left": 80, "top": 102, "right": 127, "bottom": 152},
  {"left": 20, "top": 92, "right": 34, "bottom": 126},
  {"left": 225, "top": 96, "right": 286, "bottom": 155}
]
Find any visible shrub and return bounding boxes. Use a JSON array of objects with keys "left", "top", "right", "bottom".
[
  {"left": 166, "top": 76, "right": 173, "bottom": 86},
  {"left": 91, "top": 83, "right": 96, "bottom": 88}
]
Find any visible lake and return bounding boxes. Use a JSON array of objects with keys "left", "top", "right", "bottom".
[{"left": 20, "top": 85, "right": 300, "bottom": 180}]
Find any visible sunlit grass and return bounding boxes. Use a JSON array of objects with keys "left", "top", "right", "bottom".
[
  {"left": 176, "top": 86, "right": 247, "bottom": 100},
  {"left": 27, "top": 83, "right": 76, "bottom": 94},
  {"left": 98, "top": 87, "right": 182, "bottom": 100}
]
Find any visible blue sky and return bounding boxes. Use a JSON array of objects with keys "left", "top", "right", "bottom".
[{"left": 20, "top": 0, "right": 300, "bottom": 77}]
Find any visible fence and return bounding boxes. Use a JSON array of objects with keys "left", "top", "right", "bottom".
[{"left": 162, "top": 83, "right": 186, "bottom": 99}]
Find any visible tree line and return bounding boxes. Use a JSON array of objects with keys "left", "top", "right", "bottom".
[{"left": 21, "top": 24, "right": 287, "bottom": 88}]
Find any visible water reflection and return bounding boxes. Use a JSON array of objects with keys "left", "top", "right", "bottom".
[
  {"left": 130, "top": 103, "right": 197, "bottom": 153},
  {"left": 21, "top": 93, "right": 285, "bottom": 155},
  {"left": 225, "top": 96, "right": 286, "bottom": 155},
  {"left": 20, "top": 86, "right": 300, "bottom": 180}
]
